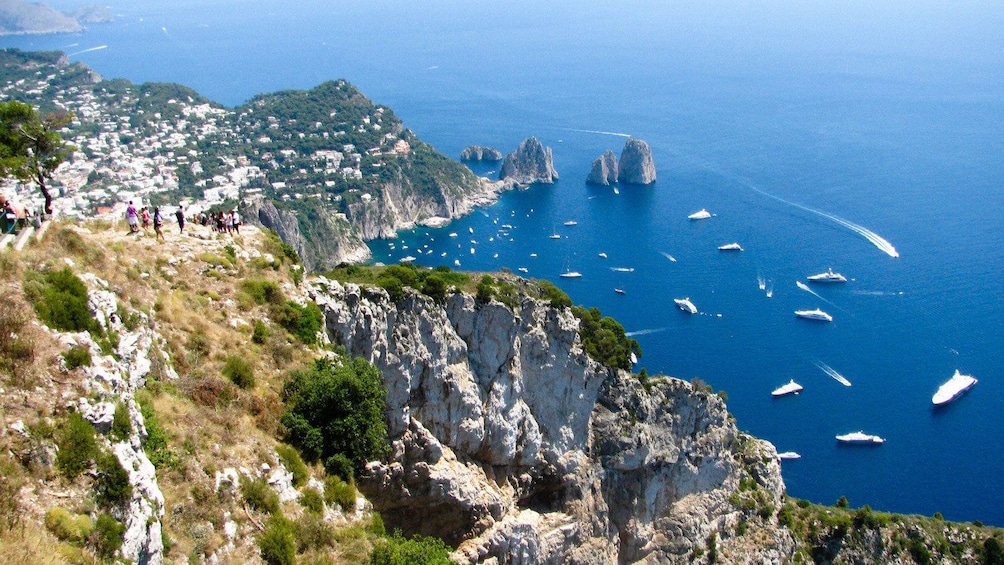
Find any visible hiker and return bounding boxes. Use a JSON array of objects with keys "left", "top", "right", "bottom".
[
  {"left": 153, "top": 207, "right": 165, "bottom": 242},
  {"left": 175, "top": 205, "right": 185, "bottom": 234},
  {"left": 126, "top": 201, "right": 139, "bottom": 234},
  {"left": 141, "top": 207, "right": 151, "bottom": 232}
]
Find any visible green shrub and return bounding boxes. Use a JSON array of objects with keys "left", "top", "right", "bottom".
[
  {"left": 275, "top": 443, "right": 309, "bottom": 487},
  {"left": 272, "top": 300, "right": 323, "bottom": 345},
  {"left": 323, "top": 475, "right": 357, "bottom": 512},
  {"left": 241, "top": 278, "right": 285, "bottom": 306},
  {"left": 25, "top": 268, "right": 98, "bottom": 333},
  {"left": 0, "top": 297, "right": 36, "bottom": 381},
  {"left": 90, "top": 513, "right": 125, "bottom": 560},
  {"left": 368, "top": 532, "right": 453, "bottom": 565},
  {"left": 377, "top": 275, "right": 405, "bottom": 302},
  {"left": 110, "top": 401, "right": 132, "bottom": 441},
  {"left": 983, "top": 537, "right": 1004, "bottom": 565},
  {"left": 420, "top": 274, "right": 447, "bottom": 303},
  {"left": 475, "top": 275, "right": 494, "bottom": 303},
  {"left": 293, "top": 512, "right": 335, "bottom": 552},
  {"left": 258, "top": 514, "right": 296, "bottom": 565},
  {"left": 222, "top": 354, "right": 256, "bottom": 389},
  {"left": 280, "top": 355, "right": 389, "bottom": 472},
  {"left": 137, "top": 393, "right": 178, "bottom": 470},
  {"left": 571, "top": 306, "right": 641, "bottom": 370},
  {"left": 62, "top": 345, "right": 92, "bottom": 370},
  {"left": 241, "top": 476, "right": 280, "bottom": 515},
  {"left": 252, "top": 320, "right": 270, "bottom": 344},
  {"left": 537, "top": 280, "right": 571, "bottom": 308},
  {"left": 300, "top": 486, "right": 324, "bottom": 515},
  {"left": 44, "top": 507, "right": 93, "bottom": 543},
  {"left": 323, "top": 453, "right": 354, "bottom": 482},
  {"left": 836, "top": 495, "right": 849, "bottom": 508},
  {"left": 56, "top": 412, "right": 97, "bottom": 478},
  {"left": 94, "top": 451, "right": 133, "bottom": 507},
  {"left": 909, "top": 538, "right": 932, "bottom": 565}
]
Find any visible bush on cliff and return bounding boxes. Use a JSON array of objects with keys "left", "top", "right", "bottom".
[
  {"left": 280, "top": 355, "right": 389, "bottom": 474},
  {"left": 571, "top": 306, "right": 641, "bottom": 370},
  {"left": 368, "top": 532, "right": 452, "bottom": 565},
  {"left": 23, "top": 267, "right": 99, "bottom": 334}
]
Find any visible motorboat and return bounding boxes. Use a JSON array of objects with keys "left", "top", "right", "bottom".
[
  {"left": 549, "top": 233, "right": 562, "bottom": 239},
  {"left": 771, "top": 379, "right": 804, "bottom": 397},
  {"left": 559, "top": 271, "right": 582, "bottom": 278},
  {"left": 398, "top": 256, "right": 417, "bottom": 263},
  {"left": 517, "top": 267, "right": 528, "bottom": 273},
  {"left": 718, "top": 242, "right": 743, "bottom": 251},
  {"left": 598, "top": 252, "right": 608, "bottom": 258},
  {"left": 795, "top": 308, "right": 833, "bottom": 322},
  {"left": 563, "top": 220, "right": 578, "bottom": 226},
  {"left": 674, "top": 297, "right": 698, "bottom": 314},
  {"left": 688, "top": 209, "right": 712, "bottom": 220},
  {"left": 932, "top": 370, "right": 978, "bottom": 406},
  {"left": 614, "top": 288, "right": 626, "bottom": 295},
  {"left": 610, "top": 267, "right": 635, "bottom": 272},
  {"left": 835, "top": 431, "right": 885, "bottom": 445},
  {"left": 807, "top": 268, "right": 847, "bottom": 283},
  {"left": 777, "top": 452, "right": 801, "bottom": 460}
]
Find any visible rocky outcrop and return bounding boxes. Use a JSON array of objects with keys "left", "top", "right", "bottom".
[
  {"left": 461, "top": 145, "right": 503, "bottom": 162},
  {"left": 618, "top": 138, "right": 656, "bottom": 185},
  {"left": 586, "top": 150, "right": 619, "bottom": 186},
  {"left": 499, "top": 137, "right": 559, "bottom": 186},
  {"left": 311, "top": 277, "right": 788, "bottom": 563}
]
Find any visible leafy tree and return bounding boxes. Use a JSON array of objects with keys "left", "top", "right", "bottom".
[
  {"left": 0, "top": 100, "right": 73, "bottom": 214},
  {"left": 369, "top": 532, "right": 453, "bottom": 565},
  {"left": 280, "top": 355, "right": 389, "bottom": 473}
]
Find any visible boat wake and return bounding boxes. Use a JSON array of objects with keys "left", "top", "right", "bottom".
[
  {"left": 815, "top": 361, "right": 852, "bottom": 386},
  {"left": 68, "top": 45, "right": 108, "bottom": 56},
  {"left": 625, "top": 327, "right": 667, "bottom": 337},
  {"left": 758, "top": 275, "right": 766, "bottom": 291},
  {"left": 745, "top": 184, "right": 899, "bottom": 257},
  {"left": 659, "top": 251, "right": 677, "bottom": 262},
  {"left": 851, "top": 290, "right": 904, "bottom": 297},
  {"left": 560, "top": 127, "right": 631, "bottom": 138}
]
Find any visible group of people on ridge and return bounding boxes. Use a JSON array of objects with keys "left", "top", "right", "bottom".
[{"left": 126, "top": 200, "right": 187, "bottom": 242}]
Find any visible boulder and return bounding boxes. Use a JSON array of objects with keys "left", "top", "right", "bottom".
[
  {"left": 460, "top": 145, "right": 503, "bottom": 162},
  {"left": 499, "top": 137, "right": 558, "bottom": 185},
  {"left": 586, "top": 150, "right": 619, "bottom": 186},
  {"left": 618, "top": 138, "right": 656, "bottom": 185}
]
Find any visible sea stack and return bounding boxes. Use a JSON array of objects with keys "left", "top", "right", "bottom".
[
  {"left": 618, "top": 137, "right": 656, "bottom": 185},
  {"left": 460, "top": 145, "right": 503, "bottom": 162},
  {"left": 499, "top": 136, "right": 559, "bottom": 185},
  {"left": 586, "top": 150, "right": 619, "bottom": 186}
]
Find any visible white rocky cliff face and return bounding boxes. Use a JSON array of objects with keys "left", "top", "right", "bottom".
[{"left": 311, "top": 278, "right": 790, "bottom": 563}]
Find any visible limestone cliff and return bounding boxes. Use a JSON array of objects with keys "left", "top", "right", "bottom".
[
  {"left": 499, "top": 137, "right": 559, "bottom": 186},
  {"left": 587, "top": 150, "right": 619, "bottom": 186},
  {"left": 618, "top": 138, "right": 657, "bottom": 185},
  {"left": 461, "top": 145, "right": 504, "bottom": 162},
  {"left": 312, "top": 277, "right": 791, "bottom": 563}
]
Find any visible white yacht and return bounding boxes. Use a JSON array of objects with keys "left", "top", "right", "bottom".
[
  {"left": 614, "top": 288, "right": 626, "bottom": 295},
  {"left": 598, "top": 252, "right": 608, "bottom": 259},
  {"left": 610, "top": 267, "right": 635, "bottom": 272},
  {"left": 688, "top": 209, "right": 712, "bottom": 220},
  {"left": 674, "top": 297, "right": 698, "bottom": 314},
  {"left": 807, "top": 268, "right": 848, "bottom": 283},
  {"left": 549, "top": 233, "right": 562, "bottom": 239},
  {"left": 795, "top": 308, "right": 833, "bottom": 322},
  {"left": 398, "top": 256, "right": 417, "bottom": 263},
  {"left": 771, "top": 380, "right": 804, "bottom": 397},
  {"left": 563, "top": 220, "right": 578, "bottom": 226},
  {"left": 777, "top": 452, "right": 801, "bottom": 460},
  {"left": 718, "top": 242, "right": 743, "bottom": 251},
  {"left": 932, "top": 370, "right": 978, "bottom": 406},
  {"left": 835, "top": 431, "right": 885, "bottom": 445},
  {"left": 559, "top": 271, "right": 582, "bottom": 278}
]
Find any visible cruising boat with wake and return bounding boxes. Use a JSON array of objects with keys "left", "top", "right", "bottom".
[
  {"left": 674, "top": 297, "right": 698, "bottom": 314},
  {"left": 807, "top": 268, "right": 847, "bottom": 283},
  {"left": 718, "top": 242, "right": 743, "bottom": 251},
  {"left": 688, "top": 209, "right": 712, "bottom": 220},
  {"left": 795, "top": 308, "right": 833, "bottom": 322},
  {"left": 932, "top": 370, "right": 978, "bottom": 406},
  {"left": 835, "top": 431, "right": 885, "bottom": 445},
  {"left": 772, "top": 380, "right": 804, "bottom": 397}
]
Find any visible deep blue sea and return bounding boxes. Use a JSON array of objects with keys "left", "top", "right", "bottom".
[{"left": 8, "top": 0, "right": 1003, "bottom": 524}]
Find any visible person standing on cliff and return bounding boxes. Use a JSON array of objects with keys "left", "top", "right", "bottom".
[
  {"left": 175, "top": 205, "right": 186, "bottom": 234},
  {"left": 153, "top": 207, "right": 165, "bottom": 242},
  {"left": 126, "top": 200, "right": 139, "bottom": 234}
]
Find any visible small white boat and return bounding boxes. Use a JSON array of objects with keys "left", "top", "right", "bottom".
[
  {"left": 808, "top": 268, "right": 848, "bottom": 283},
  {"left": 454, "top": 259, "right": 461, "bottom": 266},
  {"left": 614, "top": 288, "right": 626, "bottom": 295},
  {"left": 630, "top": 352, "right": 638, "bottom": 364},
  {"left": 469, "top": 227, "right": 474, "bottom": 234},
  {"left": 517, "top": 267, "right": 528, "bottom": 273},
  {"left": 610, "top": 267, "right": 635, "bottom": 272},
  {"left": 598, "top": 252, "right": 608, "bottom": 259},
  {"left": 563, "top": 220, "right": 578, "bottom": 226},
  {"left": 688, "top": 209, "right": 712, "bottom": 220},
  {"left": 795, "top": 308, "right": 833, "bottom": 322},
  {"left": 777, "top": 452, "right": 801, "bottom": 460},
  {"left": 530, "top": 253, "right": 537, "bottom": 258},
  {"left": 836, "top": 431, "right": 885, "bottom": 445},
  {"left": 718, "top": 242, "right": 743, "bottom": 251},
  {"left": 399, "top": 256, "right": 417, "bottom": 263},
  {"left": 772, "top": 379, "right": 804, "bottom": 397},
  {"left": 674, "top": 297, "right": 698, "bottom": 314},
  {"left": 549, "top": 233, "right": 562, "bottom": 239},
  {"left": 449, "top": 232, "right": 458, "bottom": 238},
  {"left": 932, "top": 370, "right": 978, "bottom": 406},
  {"left": 559, "top": 271, "right": 582, "bottom": 278}
]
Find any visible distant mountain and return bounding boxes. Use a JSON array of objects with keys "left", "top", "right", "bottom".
[{"left": 0, "top": 0, "right": 110, "bottom": 35}]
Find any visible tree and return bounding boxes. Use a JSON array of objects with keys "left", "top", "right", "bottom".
[{"left": 0, "top": 100, "right": 73, "bottom": 215}]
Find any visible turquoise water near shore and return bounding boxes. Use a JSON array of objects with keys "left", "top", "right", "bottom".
[{"left": 6, "top": 0, "right": 1004, "bottom": 524}]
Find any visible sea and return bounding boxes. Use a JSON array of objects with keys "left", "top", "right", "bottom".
[{"left": 6, "top": 0, "right": 1003, "bottom": 525}]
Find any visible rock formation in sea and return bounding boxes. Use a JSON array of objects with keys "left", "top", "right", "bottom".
[
  {"left": 586, "top": 150, "right": 619, "bottom": 186},
  {"left": 460, "top": 145, "right": 504, "bottom": 162},
  {"left": 618, "top": 138, "right": 657, "bottom": 185},
  {"left": 312, "top": 277, "right": 791, "bottom": 563},
  {"left": 499, "top": 137, "right": 559, "bottom": 186}
]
